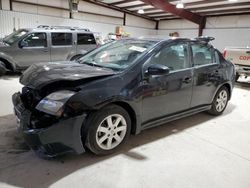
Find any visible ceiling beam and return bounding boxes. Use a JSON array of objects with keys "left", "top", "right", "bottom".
[
  {"left": 121, "top": 3, "right": 148, "bottom": 10},
  {"left": 183, "top": 0, "right": 230, "bottom": 7},
  {"left": 199, "top": 7, "right": 250, "bottom": 15},
  {"left": 188, "top": 2, "right": 250, "bottom": 11},
  {"left": 145, "top": 11, "right": 170, "bottom": 16},
  {"left": 140, "top": 0, "right": 205, "bottom": 25},
  {"left": 109, "top": 0, "right": 136, "bottom": 6},
  {"left": 142, "top": 8, "right": 158, "bottom": 12},
  {"left": 133, "top": 0, "right": 230, "bottom": 13},
  {"left": 151, "top": 15, "right": 179, "bottom": 19},
  {"left": 82, "top": 0, "right": 154, "bottom": 21},
  {"left": 207, "top": 11, "right": 250, "bottom": 17}
]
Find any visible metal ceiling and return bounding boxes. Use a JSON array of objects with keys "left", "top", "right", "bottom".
[{"left": 96, "top": 0, "right": 250, "bottom": 20}]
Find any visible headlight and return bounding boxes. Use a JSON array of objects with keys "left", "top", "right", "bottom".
[{"left": 36, "top": 90, "right": 76, "bottom": 116}]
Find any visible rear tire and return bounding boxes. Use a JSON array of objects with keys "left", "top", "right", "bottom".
[
  {"left": 84, "top": 105, "right": 131, "bottom": 155},
  {"left": 0, "top": 61, "right": 7, "bottom": 76},
  {"left": 208, "top": 86, "right": 229, "bottom": 116}
]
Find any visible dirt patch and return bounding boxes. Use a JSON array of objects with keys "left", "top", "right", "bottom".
[{"left": 0, "top": 114, "right": 30, "bottom": 156}]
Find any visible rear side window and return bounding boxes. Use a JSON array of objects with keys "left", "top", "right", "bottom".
[
  {"left": 52, "top": 33, "right": 72, "bottom": 46},
  {"left": 77, "top": 33, "right": 96, "bottom": 45},
  {"left": 191, "top": 44, "right": 213, "bottom": 66}
]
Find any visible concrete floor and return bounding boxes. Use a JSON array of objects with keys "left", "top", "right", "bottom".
[{"left": 0, "top": 74, "right": 250, "bottom": 188}]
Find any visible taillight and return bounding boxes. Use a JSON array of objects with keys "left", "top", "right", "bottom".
[{"left": 223, "top": 50, "right": 227, "bottom": 58}]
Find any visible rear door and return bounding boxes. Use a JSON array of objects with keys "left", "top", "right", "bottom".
[
  {"left": 14, "top": 32, "right": 50, "bottom": 67},
  {"left": 190, "top": 42, "right": 222, "bottom": 107},
  {"left": 50, "top": 32, "right": 75, "bottom": 61},
  {"left": 76, "top": 33, "right": 97, "bottom": 55}
]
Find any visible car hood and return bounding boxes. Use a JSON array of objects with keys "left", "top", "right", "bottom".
[
  {"left": 0, "top": 41, "right": 9, "bottom": 48},
  {"left": 20, "top": 61, "right": 115, "bottom": 89}
]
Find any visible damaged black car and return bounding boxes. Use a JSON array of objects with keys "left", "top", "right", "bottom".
[{"left": 12, "top": 37, "right": 235, "bottom": 157}]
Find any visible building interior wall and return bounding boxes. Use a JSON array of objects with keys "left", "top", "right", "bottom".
[
  {"left": 0, "top": 0, "right": 250, "bottom": 51},
  {"left": 0, "top": 0, "right": 157, "bottom": 39}
]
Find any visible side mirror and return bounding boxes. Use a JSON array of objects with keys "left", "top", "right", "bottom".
[
  {"left": 147, "top": 64, "right": 170, "bottom": 76},
  {"left": 19, "top": 40, "right": 28, "bottom": 48}
]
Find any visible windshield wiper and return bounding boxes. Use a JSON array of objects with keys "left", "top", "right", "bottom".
[{"left": 82, "top": 61, "right": 106, "bottom": 68}]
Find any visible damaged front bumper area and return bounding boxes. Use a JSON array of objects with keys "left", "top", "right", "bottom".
[{"left": 12, "top": 92, "right": 86, "bottom": 158}]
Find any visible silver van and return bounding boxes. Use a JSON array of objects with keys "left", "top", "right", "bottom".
[{"left": 0, "top": 26, "right": 97, "bottom": 76}]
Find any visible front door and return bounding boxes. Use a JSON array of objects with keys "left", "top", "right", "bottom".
[
  {"left": 14, "top": 32, "right": 50, "bottom": 68},
  {"left": 142, "top": 42, "right": 193, "bottom": 123}
]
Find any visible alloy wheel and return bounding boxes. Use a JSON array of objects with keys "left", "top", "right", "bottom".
[
  {"left": 216, "top": 90, "right": 228, "bottom": 112},
  {"left": 96, "top": 114, "right": 127, "bottom": 150}
]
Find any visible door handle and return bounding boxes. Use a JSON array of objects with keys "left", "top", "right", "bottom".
[
  {"left": 183, "top": 77, "right": 192, "bottom": 83},
  {"left": 43, "top": 49, "right": 49, "bottom": 52}
]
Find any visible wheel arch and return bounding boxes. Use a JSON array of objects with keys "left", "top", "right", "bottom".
[
  {"left": 111, "top": 101, "right": 138, "bottom": 135},
  {"left": 211, "top": 82, "right": 232, "bottom": 104},
  {"left": 222, "top": 83, "right": 232, "bottom": 100},
  {"left": 70, "top": 54, "right": 84, "bottom": 61},
  {"left": 81, "top": 100, "right": 139, "bottom": 147},
  {"left": 0, "top": 57, "right": 15, "bottom": 71}
]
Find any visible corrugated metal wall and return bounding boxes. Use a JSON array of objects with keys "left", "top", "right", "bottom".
[
  {"left": 0, "top": 10, "right": 156, "bottom": 38},
  {"left": 157, "top": 15, "right": 250, "bottom": 51},
  {"left": 0, "top": 0, "right": 156, "bottom": 38}
]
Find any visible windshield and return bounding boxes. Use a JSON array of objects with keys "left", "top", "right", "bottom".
[
  {"left": 3, "top": 29, "right": 29, "bottom": 45},
  {"left": 78, "top": 39, "right": 157, "bottom": 71}
]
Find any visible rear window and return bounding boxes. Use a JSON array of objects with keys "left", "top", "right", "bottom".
[
  {"left": 52, "top": 33, "right": 72, "bottom": 46},
  {"left": 77, "top": 33, "right": 96, "bottom": 45}
]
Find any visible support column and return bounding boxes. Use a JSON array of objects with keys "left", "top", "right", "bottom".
[
  {"left": 198, "top": 17, "right": 206, "bottom": 36},
  {"left": 155, "top": 20, "right": 159, "bottom": 30},
  {"left": 123, "top": 12, "right": 126, "bottom": 26},
  {"left": 10, "top": 0, "right": 13, "bottom": 11}
]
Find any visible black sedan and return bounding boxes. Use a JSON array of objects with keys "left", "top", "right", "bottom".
[{"left": 12, "top": 37, "right": 235, "bottom": 157}]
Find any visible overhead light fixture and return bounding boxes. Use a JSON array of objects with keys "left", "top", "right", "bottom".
[
  {"left": 228, "top": 0, "right": 238, "bottom": 2},
  {"left": 138, "top": 8, "right": 144, "bottom": 14},
  {"left": 176, "top": 1, "right": 184, "bottom": 9}
]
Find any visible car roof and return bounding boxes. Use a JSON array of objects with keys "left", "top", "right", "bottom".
[
  {"left": 121, "top": 37, "right": 188, "bottom": 43},
  {"left": 124, "top": 36, "right": 214, "bottom": 46},
  {"left": 22, "top": 28, "right": 94, "bottom": 34}
]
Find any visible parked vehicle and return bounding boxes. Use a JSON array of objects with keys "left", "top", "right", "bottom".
[
  {"left": 0, "top": 26, "right": 97, "bottom": 76},
  {"left": 224, "top": 47, "right": 250, "bottom": 81},
  {"left": 12, "top": 37, "right": 235, "bottom": 158}
]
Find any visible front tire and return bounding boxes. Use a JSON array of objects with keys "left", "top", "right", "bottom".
[
  {"left": 208, "top": 86, "right": 229, "bottom": 116},
  {"left": 85, "top": 105, "right": 131, "bottom": 155}
]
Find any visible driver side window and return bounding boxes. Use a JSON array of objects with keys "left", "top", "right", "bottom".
[
  {"left": 21, "top": 33, "right": 47, "bottom": 47},
  {"left": 148, "top": 43, "right": 189, "bottom": 72}
]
